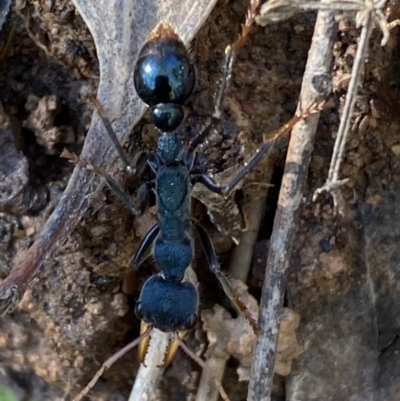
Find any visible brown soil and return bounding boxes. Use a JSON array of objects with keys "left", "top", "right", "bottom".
[{"left": 1, "top": 1, "right": 400, "bottom": 401}]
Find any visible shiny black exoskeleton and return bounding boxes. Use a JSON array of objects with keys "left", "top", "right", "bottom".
[
  {"left": 138, "top": 275, "right": 197, "bottom": 331},
  {"left": 134, "top": 25, "right": 195, "bottom": 132},
  {"left": 71, "top": 9, "right": 276, "bottom": 400},
  {"left": 133, "top": 130, "right": 199, "bottom": 332},
  {"left": 132, "top": 24, "right": 199, "bottom": 333},
  {"left": 131, "top": 23, "right": 251, "bottom": 335},
  {"left": 97, "top": 22, "right": 257, "bottom": 338}
]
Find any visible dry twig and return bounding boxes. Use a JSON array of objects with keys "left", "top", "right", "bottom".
[
  {"left": 128, "top": 329, "right": 172, "bottom": 401},
  {"left": 195, "top": 197, "right": 266, "bottom": 401},
  {"left": 257, "top": 1, "right": 400, "bottom": 215},
  {"left": 247, "top": 3, "right": 337, "bottom": 400},
  {"left": 313, "top": 0, "right": 396, "bottom": 214}
]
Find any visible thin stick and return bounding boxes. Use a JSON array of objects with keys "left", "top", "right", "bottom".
[
  {"left": 174, "top": 333, "right": 231, "bottom": 401},
  {"left": 255, "top": 0, "right": 367, "bottom": 25},
  {"left": 127, "top": 328, "right": 173, "bottom": 401},
  {"left": 194, "top": 6, "right": 267, "bottom": 397},
  {"left": 313, "top": 1, "right": 381, "bottom": 214},
  {"left": 214, "top": 103, "right": 326, "bottom": 195},
  {"left": 247, "top": 3, "right": 337, "bottom": 401},
  {"left": 72, "top": 326, "right": 153, "bottom": 401},
  {"left": 196, "top": 197, "right": 266, "bottom": 401}
]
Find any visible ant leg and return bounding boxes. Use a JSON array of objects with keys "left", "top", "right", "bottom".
[
  {"left": 61, "top": 149, "right": 150, "bottom": 216},
  {"left": 72, "top": 325, "right": 153, "bottom": 401},
  {"left": 105, "top": 175, "right": 150, "bottom": 216},
  {"left": 188, "top": 117, "right": 215, "bottom": 153},
  {"left": 194, "top": 223, "right": 259, "bottom": 332},
  {"left": 187, "top": 1, "right": 261, "bottom": 153},
  {"left": 193, "top": 103, "right": 324, "bottom": 195},
  {"left": 213, "top": 0, "right": 261, "bottom": 119},
  {"left": 93, "top": 98, "right": 136, "bottom": 174},
  {"left": 192, "top": 139, "right": 274, "bottom": 196},
  {"left": 94, "top": 101, "right": 151, "bottom": 213},
  {"left": 130, "top": 223, "right": 160, "bottom": 269}
]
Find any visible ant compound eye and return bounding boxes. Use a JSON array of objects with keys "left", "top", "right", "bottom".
[
  {"left": 185, "top": 313, "right": 197, "bottom": 330},
  {"left": 135, "top": 302, "right": 143, "bottom": 320}
]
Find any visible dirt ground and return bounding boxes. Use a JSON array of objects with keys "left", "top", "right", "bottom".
[{"left": 1, "top": 1, "right": 400, "bottom": 401}]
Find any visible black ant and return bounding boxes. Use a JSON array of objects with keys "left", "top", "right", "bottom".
[{"left": 65, "top": 1, "right": 321, "bottom": 400}]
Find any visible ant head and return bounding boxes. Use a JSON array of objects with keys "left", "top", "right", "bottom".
[{"left": 135, "top": 274, "right": 198, "bottom": 332}]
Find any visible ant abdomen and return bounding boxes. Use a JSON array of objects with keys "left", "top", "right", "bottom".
[{"left": 134, "top": 23, "right": 195, "bottom": 132}]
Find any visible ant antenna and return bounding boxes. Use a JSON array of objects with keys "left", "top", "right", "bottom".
[
  {"left": 72, "top": 325, "right": 153, "bottom": 401},
  {"left": 174, "top": 332, "right": 231, "bottom": 401}
]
